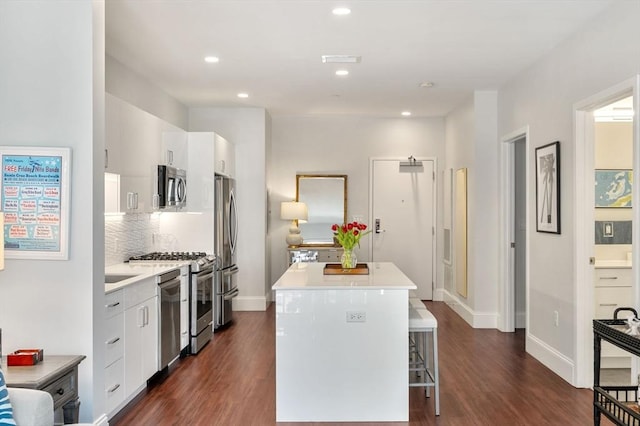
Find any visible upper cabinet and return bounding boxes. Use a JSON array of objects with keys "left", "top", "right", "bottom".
[
  {"left": 187, "top": 132, "right": 215, "bottom": 212},
  {"left": 162, "top": 131, "right": 188, "bottom": 170},
  {"left": 214, "top": 134, "right": 235, "bottom": 178},
  {"left": 105, "top": 93, "right": 186, "bottom": 213}
]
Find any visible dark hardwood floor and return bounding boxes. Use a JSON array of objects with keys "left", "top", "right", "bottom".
[{"left": 112, "top": 301, "right": 607, "bottom": 426}]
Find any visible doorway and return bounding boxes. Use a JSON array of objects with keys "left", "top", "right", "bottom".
[
  {"left": 369, "top": 158, "right": 436, "bottom": 300},
  {"left": 574, "top": 76, "right": 639, "bottom": 388},
  {"left": 499, "top": 128, "right": 530, "bottom": 333}
]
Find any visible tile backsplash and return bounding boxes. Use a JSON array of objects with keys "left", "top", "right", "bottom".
[
  {"left": 105, "top": 213, "right": 160, "bottom": 265},
  {"left": 595, "top": 220, "right": 632, "bottom": 245}
]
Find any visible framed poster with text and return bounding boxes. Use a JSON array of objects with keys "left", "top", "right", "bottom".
[{"left": 1, "top": 147, "right": 71, "bottom": 260}]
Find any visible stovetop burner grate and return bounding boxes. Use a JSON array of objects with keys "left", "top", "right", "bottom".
[{"left": 129, "top": 251, "right": 208, "bottom": 262}]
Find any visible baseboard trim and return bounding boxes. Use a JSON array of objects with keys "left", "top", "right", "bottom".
[
  {"left": 93, "top": 414, "right": 109, "bottom": 426},
  {"left": 442, "top": 289, "right": 498, "bottom": 328},
  {"left": 232, "top": 296, "right": 268, "bottom": 311},
  {"left": 526, "top": 332, "right": 574, "bottom": 385},
  {"left": 433, "top": 288, "right": 445, "bottom": 302}
]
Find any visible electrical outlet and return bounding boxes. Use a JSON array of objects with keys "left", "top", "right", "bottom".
[
  {"left": 553, "top": 311, "right": 559, "bottom": 327},
  {"left": 346, "top": 311, "right": 366, "bottom": 322}
]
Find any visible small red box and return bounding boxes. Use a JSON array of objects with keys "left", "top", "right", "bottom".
[{"left": 7, "top": 349, "right": 44, "bottom": 366}]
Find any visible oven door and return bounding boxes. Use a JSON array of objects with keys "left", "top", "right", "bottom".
[{"left": 190, "top": 267, "right": 214, "bottom": 337}]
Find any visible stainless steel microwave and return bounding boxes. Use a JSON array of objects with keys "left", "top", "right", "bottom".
[{"left": 157, "top": 165, "right": 187, "bottom": 209}]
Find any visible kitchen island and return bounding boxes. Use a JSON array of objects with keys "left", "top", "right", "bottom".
[{"left": 272, "top": 261, "right": 416, "bottom": 422}]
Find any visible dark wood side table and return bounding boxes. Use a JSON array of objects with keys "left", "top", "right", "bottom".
[{"left": 2, "top": 355, "right": 86, "bottom": 425}]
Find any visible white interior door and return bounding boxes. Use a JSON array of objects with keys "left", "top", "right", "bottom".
[{"left": 370, "top": 158, "right": 435, "bottom": 300}]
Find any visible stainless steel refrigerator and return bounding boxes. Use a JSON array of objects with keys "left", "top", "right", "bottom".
[{"left": 214, "top": 175, "right": 239, "bottom": 329}]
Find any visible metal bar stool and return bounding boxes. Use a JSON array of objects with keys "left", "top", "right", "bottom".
[{"left": 408, "top": 303, "right": 440, "bottom": 415}]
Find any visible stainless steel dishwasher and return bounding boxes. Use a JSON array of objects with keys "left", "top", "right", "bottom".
[{"left": 158, "top": 269, "right": 181, "bottom": 370}]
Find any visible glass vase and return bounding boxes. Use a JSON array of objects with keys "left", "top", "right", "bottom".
[{"left": 341, "top": 248, "right": 357, "bottom": 269}]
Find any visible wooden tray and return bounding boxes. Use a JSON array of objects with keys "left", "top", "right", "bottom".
[{"left": 323, "top": 263, "right": 369, "bottom": 275}]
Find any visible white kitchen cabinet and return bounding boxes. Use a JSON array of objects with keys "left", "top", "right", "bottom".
[
  {"left": 124, "top": 277, "right": 158, "bottom": 396},
  {"left": 104, "top": 289, "right": 125, "bottom": 415},
  {"left": 214, "top": 133, "right": 235, "bottom": 178},
  {"left": 105, "top": 93, "right": 187, "bottom": 213},
  {"left": 105, "top": 94, "right": 123, "bottom": 173},
  {"left": 187, "top": 132, "right": 215, "bottom": 212},
  {"left": 162, "top": 131, "right": 188, "bottom": 170},
  {"left": 179, "top": 265, "right": 190, "bottom": 352},
  {"left": 594, "top": 267, "right": 634, "bottom": 368}
]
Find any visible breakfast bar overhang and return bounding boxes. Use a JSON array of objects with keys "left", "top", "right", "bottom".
[{"left": 272, "top": 262, "right": 417, "bottom": 422}]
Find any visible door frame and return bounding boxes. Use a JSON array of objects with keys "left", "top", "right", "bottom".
[
  {"left": 368, "top": 157, "right": 438, "bottom": 299},
  {"left": 499, "top": 127, "right": 530, "bottom": 333},
  {"left": 574, "top": 75, "right": 640, "bottom": 387}
]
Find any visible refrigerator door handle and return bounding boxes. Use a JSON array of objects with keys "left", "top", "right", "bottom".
[
  {"left": 229, "top": 188, "right": 238, "bottom": 255},
  {"left": 224, "top": 288, "right": 240, "bottom": 301},
  {"left": 223, "top": 266, "right": 240, "bottom": 277}
]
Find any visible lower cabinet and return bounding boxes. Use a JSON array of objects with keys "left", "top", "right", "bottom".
[
  {"left": 104, "top": 276, "right": 159, "bottom": 418},
  {"left": 124, "top": 295, "right": 158, "bottom": 396},
  {"left": 594, "top": 267, "right": 633, "bottom": 368},
  {"left": 179, "top": 266, "right": 190, "bottom": 352}
]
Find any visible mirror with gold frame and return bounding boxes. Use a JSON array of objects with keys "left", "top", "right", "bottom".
[{"left": 296, "top": 174, "right": 347, "bottom": 246}]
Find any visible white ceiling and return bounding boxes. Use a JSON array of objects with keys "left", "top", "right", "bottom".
[{"left": 105, "top": 0, "right": 615, "bottom": 118}]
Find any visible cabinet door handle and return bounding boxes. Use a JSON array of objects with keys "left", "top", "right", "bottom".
[
  {"left": 144, "top": 305, "right": 149, "bottom": 326},
  {"left": 107, "top": 337, "right": 120, "bottom": 345},
  {"left": 107, "top": 383, "right": 121, "bottom": 393},
  {"left": 599, "top": 277, "right": 618, "bottom": 280},
  {"left": 138, "top": 306, "right": 145, "bottom": 327},
  {"left": 106, "top": 302, "right": 120, "bottom": 308},
  {"left": 105, "top": 149, "right": 109, "bottom": 169},
  {"left": 599, "top": 303, "right": 618, "bottom": 307},
  {"left": 57, "top": 388, "right": 64, "bottom": 396}
]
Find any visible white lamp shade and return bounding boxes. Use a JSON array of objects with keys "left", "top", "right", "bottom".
[
  {"left": 280, "top": 201, "right": 308, "bottom": 221},
  {"left": 0, "top": 212, "right": 4, "bottom": 271}
]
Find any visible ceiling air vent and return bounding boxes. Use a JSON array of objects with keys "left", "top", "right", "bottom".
[{"left": 321, "top": 55, "right": 361, "bottom": 64}]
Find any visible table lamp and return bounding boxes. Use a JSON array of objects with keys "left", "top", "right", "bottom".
[{"left": 280, "top": 201, "right": 308, "bottom": 247}]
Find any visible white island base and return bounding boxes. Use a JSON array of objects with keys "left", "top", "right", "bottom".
[{"left": 273, "top": 262, "right": 416, "bottom": 422}]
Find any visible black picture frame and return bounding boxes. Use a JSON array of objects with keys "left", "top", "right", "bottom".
[{"left": 535, "top": 141, "right": 560, "bottom": 234}]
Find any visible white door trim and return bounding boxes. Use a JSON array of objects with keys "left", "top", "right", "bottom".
[
  {"left": 368, "top": 157, "right": 437, "bottom": 298},
  {"left": 573, "top": 75, "right": 640, "bottom": 388},
  {"left": 498, "top": 127, "right": 530, "bottom": 333}
]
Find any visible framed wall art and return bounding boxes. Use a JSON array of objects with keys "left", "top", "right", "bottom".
[
  {"left": 0, "top": 146, "right": 71, "bottom": 260},
  {"left": 595, "top": 169, "right": 632, "bottom": 208},
  {"left": 535, "top": 141, "right": 560, "bottom": 234}
]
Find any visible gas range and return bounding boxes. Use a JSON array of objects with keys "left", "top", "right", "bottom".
[{"left": 128, "top": 251, "right": 217, "bottom": 272}]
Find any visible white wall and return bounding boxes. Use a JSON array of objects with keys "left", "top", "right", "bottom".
[
  {"left": 443, "top": 92, "right": 499, "bottom": 327},
  {"left": 106, "top": 55, "right": 188, "bottom": 130},
  {"left": 0, "top": 1, "right": 104, "bottom": 421},
  {"left": 269, "top": 115, "right": 445, "bottom": 286},
  {"left": 189, "top": 108, "right": 269, "bottom": 310},
  {"left": 497, "top": 0, "right": 640, "bottom": 379}
]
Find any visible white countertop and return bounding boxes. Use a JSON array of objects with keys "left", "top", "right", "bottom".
[
  {"left": 272, "top": 262, "right": 417, "bottom": 290},
  {"left": 594, "top": 260, "right": 632, "bottom": 269},
  {"left": 104, "top": 262, "right": 189, "bottom": 293}
]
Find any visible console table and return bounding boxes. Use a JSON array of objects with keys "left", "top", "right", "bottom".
[
  {"left": 287, "top": 246, "right": 343, "bottom": 265},
  {"left": 2, "top": 355, "right": 86, "bottom": 425}
]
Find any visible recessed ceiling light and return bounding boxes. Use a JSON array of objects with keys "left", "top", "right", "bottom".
[
  {"left": 237, "top": 93, "right": 249, "bottom": 98},
  {"left": 401, "top": 111, "right": 412, "bottom": 116},
  {"left": 419, "top": 81, "right": 434, "bottom": 88},
  {"left": 335, "top": 70, "right": 349, "bottom": 76},
  {"left": 322, "top": 55, "right": 361, "bottom": 63},
  {"left": 204, "top": 56, "right": 219, "bottom": 63},
  {"left": 332, "top": 7, "right": 351, "bottom": 16}
]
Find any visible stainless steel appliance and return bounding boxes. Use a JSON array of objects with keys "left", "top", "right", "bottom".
[
  {"left": 214, "top": 175, "right": 239, "bottom": 329},
  {"left": 157, "top": 165, "right": 187, "bottom": 209},
  {"left": 128, "top": 251, "right": 216, "bottom": 354},
  {"left": 190, "top": 255, "right": 216, "bottom": 352},
  {"left": 157, "top": 269, "right": 181, "bottom": 369}
]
